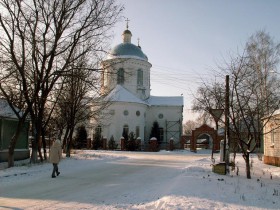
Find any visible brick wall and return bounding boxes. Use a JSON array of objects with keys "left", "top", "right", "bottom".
[
  {"left": 264, "top": 155, "right": 280, "bottom": 167},
  {"left": 263, "top": 117, "right": 280, "bottom": 167}
]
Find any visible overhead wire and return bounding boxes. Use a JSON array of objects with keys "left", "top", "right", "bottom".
[
  {"left": 149, "top": 64, "right": 217, "bottom": 120},
  {"left": 150, "top": 64, "right": 212, "bottom": 94}
]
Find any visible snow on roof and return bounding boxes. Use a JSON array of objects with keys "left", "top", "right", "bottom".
[
  {"left": 146, "top": 95, "right": 184, "bottom": 106},
  {"left": 0, "top": 99, "right": 20, "bottom": 119},
  {"left": 105, "top": 85, "right": 184, "bottom": 107},
  {"left": 105, "top": 85, "right": 148, "bottom": 105},
  {"left": 108, "top": 43, "right": 148, "bottom": 61},
  {"left": 262, "top": 109, "right": 280, "bottom": 121},
  {"left": 270, "top": 109, "right": 280, "bottom": 117}
]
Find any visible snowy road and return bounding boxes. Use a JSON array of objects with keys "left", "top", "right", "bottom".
[
  {"left": 1, "top": 150, "right": 279, "bottom": 210},
  {"left": 0, "top": 151, "right": 208, "bottom": 209}
]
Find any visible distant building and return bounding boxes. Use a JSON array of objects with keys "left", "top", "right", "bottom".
[
  {"left": 0, "top": 99, "right": 30, "bottom": 162},
  {"left": 93, "top": 24, "right": 184, "bottom": 149},
  {"left": 263, "top": 110, "right": 280, "bottom": 166}
]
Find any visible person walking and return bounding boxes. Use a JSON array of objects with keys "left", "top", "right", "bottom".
[{"left": 49, "top": 139, "right": 62, "bottom": 178}]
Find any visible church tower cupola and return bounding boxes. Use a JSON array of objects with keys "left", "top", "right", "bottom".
[
  {"left": 122, "top": 18, "right": 132, "bottom": 43},
  {"left": 108, "top": 18, "right": 148, "bottom": 61}
]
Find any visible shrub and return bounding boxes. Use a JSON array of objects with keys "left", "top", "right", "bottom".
[
  {"left": 126, "top": 132, "right": 140, "bottom": 151},
  {"left": 92, "top": 127, "right": 102, "bottom": 150},
  {"left": 108, "top": 135, "right": 118, "bottom": 150},
  {"left": 150, "top": 121, "right": 160, "bottom": 144}
]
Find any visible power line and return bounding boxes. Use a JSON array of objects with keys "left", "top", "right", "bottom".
[{"left": 151, "top": 64, "right": 213, "bottom": 86}]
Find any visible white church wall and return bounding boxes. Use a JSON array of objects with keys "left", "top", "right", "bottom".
[
  {"left": 146, "top": 106, "right": 183, "bottom": 144},
  {"left": 96, "top": 26, "right": 184, "bottom": 150},
  {"left": 101, "top": 102, "right": 148, "bottom": 145},
  {"left": 102, "top": 58, "right": 151, "bottom": 99}
]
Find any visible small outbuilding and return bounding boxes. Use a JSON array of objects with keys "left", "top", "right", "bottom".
[
  {"left": 0, "top": 99, "right": 30, "bottom": 162},
  {"left": 262, "top": 110, "right": 280, "bottom": 167}
]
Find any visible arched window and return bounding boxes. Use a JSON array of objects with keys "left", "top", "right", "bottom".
[
  {"left": 159, "top": 128, "right": 164, "bottom": 143},
  {"left": 137, "top": 69, "right": 143, "bottom": 85},
  {"left": 117, "top": 68, "right": 124, "bottom": 84},
  {"left": 96, "top": 125, "right": 102, "bottom": 134},
  {"left": 94, "top": 125, "right": 102, "bottom": 140},
  {"left": 123, "top": 124, "right": 129, "bottom": 138},
  {"left": 136, "top": 126, "right": 140, "bottom": 138}
]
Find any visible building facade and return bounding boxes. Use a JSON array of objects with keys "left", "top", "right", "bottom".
[
  {"left": 263, "top": 111, "right": 280, "bottom": 166},
  {"left": 0, "top": 99, "right": 30, "bottom": 162},
  {"left": 95, "top": 25, "right": 183, "bottom": 149}
]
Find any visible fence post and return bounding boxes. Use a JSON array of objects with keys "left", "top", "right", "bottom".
[
  {"left": 169, "top": 137, "right": 174, "bottom": 151},
  {"left": 149, "top": 137, "right": 158, "bottom": 152},
  {"left": 120, "top": 137, "right": 125, "bottom": 151},
  {"left": 136, "top": 137, "right": 141, "bottom": 151}
]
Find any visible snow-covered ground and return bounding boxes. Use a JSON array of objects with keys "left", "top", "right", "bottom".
[{"left": 0, "top": 149, "right": 279, "bottom": 210}]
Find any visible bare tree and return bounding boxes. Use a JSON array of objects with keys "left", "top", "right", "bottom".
[
  {"left": 0, "top": 0, "right": 123, "bottom": 163},
  {"left": 193, "top": 82, "right": 225, "bottom": 112},
  {"left": 193, "top": 30, "right": 280, "bottom": 178},
  {"left": 183, "top": 120, "right": 199, "bottom": 135},
  {"left": 55, "top": 54, "right": 110, "bottom": 157},
  {"left": 192, "top": 80, "right": 225, "bottom": 128},
  {"left": 0, "top": 72, "right": 30, "bottom": 167},
  {"left": 229, "top": 31, "right": 280, "bottom": 178}
]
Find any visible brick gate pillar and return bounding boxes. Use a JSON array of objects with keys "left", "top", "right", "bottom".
[
  {"left": 149, "top": 137, "right": 158, "bottom": 152},
  {"left": 120, "top": 137, "right": 125, "bottom": 151}
]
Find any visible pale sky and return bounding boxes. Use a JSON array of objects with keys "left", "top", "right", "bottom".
[{"left": 109, "top": 0, "right": 280, "bottom": 122}]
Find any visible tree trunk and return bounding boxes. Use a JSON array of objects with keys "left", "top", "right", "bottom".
[
  {"left": 8, "top": 136, "right": 16, "bottom": 168},
  {"left": 38, "top": 136, "right": 43, "bottom": 162},
  {"left": 66, "top": 128, "right": 74, "bottom": 157},
  {"left": 63, "top": 127, "right": 70, "bottom": 153},
  {"left": 8, "top": 120, "right": 26, "bottom": 168},
  {"left": 30, "top": 124, "right": 41, "bottom": 163},
  {"left": 41, "top": 129, "right": 47, "bottom": 160},
  {"left": 245, "top": 153, "right": 251, "bottom": 179},
  {"left": 30, "top": 139, "right": 38, "bottom": 163}
]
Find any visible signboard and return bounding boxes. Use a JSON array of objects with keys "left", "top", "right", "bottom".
[
  {"left": 212, "top": 163, "right": 226, "bottom": 175},
  {"left": 209, "top": 109, "right": 224, "bottom": 123}
]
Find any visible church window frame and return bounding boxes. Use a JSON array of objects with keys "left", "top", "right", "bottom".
[
  {"left": 159, "top": 127, "right": 164, "bottom": 143},
  {"left": 123, "top": 124, "right": 129, "bottom": 136},
  {"left": 158, "top": 113, "right": 164, "bottom": 119},
  {"left": 136, "top": 110, "right": 140, "bottom": 116},
  {"left": 136, "top": 126, "right": 140, "bottom": 138},
  {"left": 117, "top": 68, "right": 125, "bottom": 84},
  {"left": 95, "top": 125, "right": 102, "bottom": 136},
  {"left": 137, "top": 69, "right": 143, "bottom": 86},
  {"left": 124, "top": 110, "right": 129, "bottom": 116}
]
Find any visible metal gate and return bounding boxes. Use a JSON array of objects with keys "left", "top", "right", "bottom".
[{"left": 165, "top": 120, "right": 182, "bottom": 149}]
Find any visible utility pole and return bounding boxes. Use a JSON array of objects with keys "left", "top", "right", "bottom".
[{"left": 225, "top": 75, "right": 230, "bottom": 174}]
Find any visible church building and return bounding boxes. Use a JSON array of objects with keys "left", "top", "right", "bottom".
[{"left": 97, "top": 23, "right": 184, "bottom": 149}]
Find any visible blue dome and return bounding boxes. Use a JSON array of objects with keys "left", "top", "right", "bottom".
[{"left": 109, "top": 43, "right": 148, "bottom": 61}]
